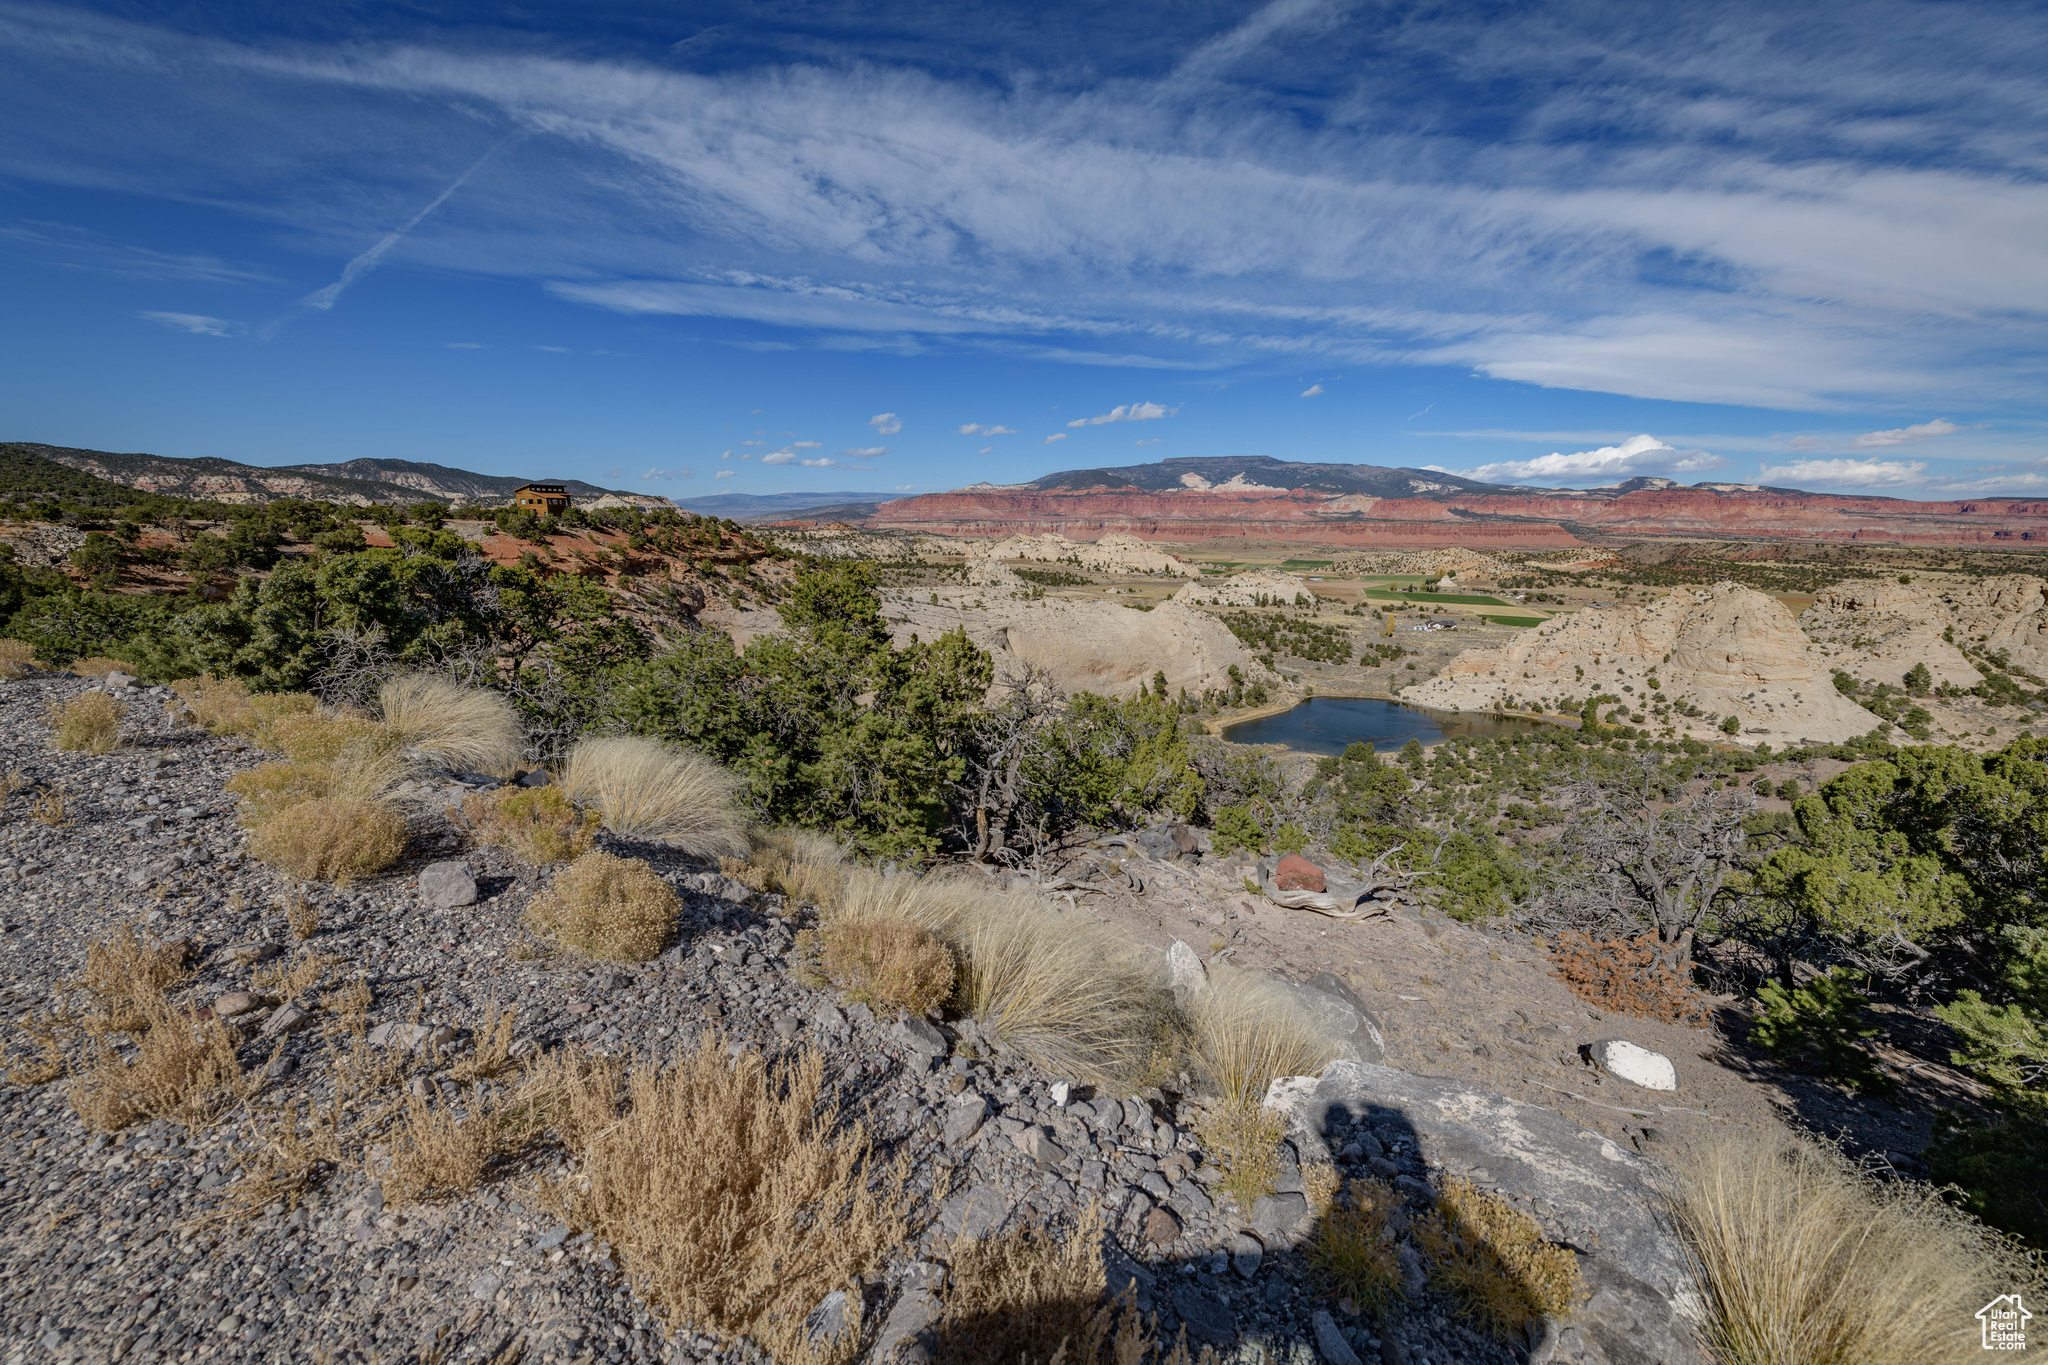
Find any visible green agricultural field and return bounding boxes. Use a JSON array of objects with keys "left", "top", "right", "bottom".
[
  {"left": 1363, "top": 588, "right": 1514, "bottom": 606},
  {"left": 1481, "top": 614, "right": 1546, "bottom": 627}
]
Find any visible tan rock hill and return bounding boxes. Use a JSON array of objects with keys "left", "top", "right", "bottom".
[
  {"left": 1400, "top": 582, "right": 1883, "bottom": 744},
  {"left": 884, "top": 594, "right": 1283, "bottom": 699},
  {"left": 1170, "top": 569, "right": 1316, "bottom": 606},
  {"left": 971, "top": 531, "right": 1203, "bottom": 577},
  {"left": 1801, "top": 575, "right": 2048, "bottom": 686},
  {"left": 1330, "top": 547, "right": 1517, "bottom": 579}
]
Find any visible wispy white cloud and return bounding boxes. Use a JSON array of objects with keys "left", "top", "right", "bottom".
[
  {"left": 300, "top": 138, "right": 509, "bottom": 313},
  {"left": 534, "top": 344, "right": 570, "bottom": 353},
  {"left": 958, "top": 423, "right": 1018, "bottom": 435},
  {"left": 443, "top": 341, "right": 486, "bottom": 349},
  {"left": 869, "top": 412, "right": 902, "bottom": 435},
  {"left": 641, "top": 467, "right": 692, "bottom": 480},
  {"left": 1135, "top": 438, "right": 1162, "bottom": 446},
  {"left": 1756, "top": 457, "right": 1928, "bottom": 487},
  {"left": 1448, "top": 433, "right": 1726, "bottom": 485},
  {"left": 5, "top": 222, "right": 272, "bottom": 285},
  {"left": 1045, "top": 433, "right": 1068, "bottom": 444},
  {"left": 792, "top": 440, "right": 821, "bottom": 449},
  {"left": 140, "top": 311, "right": 237, "bottom": 336},
  {"left": 1853, "top": 419, "right": 1961, "bottom": 448},
  {"left": 1300, "top": 383, "right": 1323, "bottom": 397},
  {"left": 714, "top": 469, "right": 734, "bottom": 479},
  {"left": 844, "top": 446, "right": 888, "bottom": 457},
  {"left": 1067, "top": 401, "right": 1177, "bottom": 428},
  {"left": 894, "top": 484, "right": 916, "bottom": 491}
]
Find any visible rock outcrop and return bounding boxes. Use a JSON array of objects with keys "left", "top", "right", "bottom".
[
  {"left": 1400, "top": 582, "right": 1883, "bottom": 744},
  {"left": 884, "top": 595, "right": 1282, "bottom": 700},
  {"left": 970, "top": 531, "right": 1203, "bottom": 577},
  {"left": 1170, "top": 569, "right": 1316, "bottom": 606},
  {"left": 1801, "top": 574, "right": 2048, "bottom": 687}
]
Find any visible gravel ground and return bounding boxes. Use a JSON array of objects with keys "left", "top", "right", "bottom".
[{"left": 0, "top": 673, "right": 1538, "bottom": 1365}]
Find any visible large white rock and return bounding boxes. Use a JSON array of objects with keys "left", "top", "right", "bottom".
[{"left": 1589, "top": 1038, "right": 1678, "bottom": 1091}]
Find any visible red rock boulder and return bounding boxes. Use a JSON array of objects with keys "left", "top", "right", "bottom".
[{"left": 1274, "top": 854, "right": 1326, "bottom": 893}]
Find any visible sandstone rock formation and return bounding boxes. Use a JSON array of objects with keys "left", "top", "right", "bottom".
[
  {"left": 884, "top": 595, "right": 1283, "bottom": 699},
  {"left": 1400, "top": 582, "right": 1883, "bottom": 744},
  {"left": 969, "top": 531, "right": 1202, "bottom": 577},
  {"left": 1171, "top": 569, "right": 1316, "bottom": 607},
  {"left": 1801, "top": 574, "right": 2048, "bottom": 686}
]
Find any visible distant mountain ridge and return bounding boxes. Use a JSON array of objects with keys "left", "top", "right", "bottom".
[
  {"left": 673, "top": 490, "right": 898, "bottom": 520},
  {"left": 8, "top": 443, "right": 659, "bottom": 508},
  {"left": 1015, "top": 454, "right": 1500, "bottom": 498}
]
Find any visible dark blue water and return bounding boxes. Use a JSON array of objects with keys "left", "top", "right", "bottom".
[{"left": 1220, "top": 696, "right": 1550, "bottom": 755}]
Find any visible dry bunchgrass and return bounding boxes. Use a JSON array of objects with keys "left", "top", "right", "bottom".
[
  {"left": 560, "top": 736, "right": 749, "bottom": 857},
  {"left": 560, "top": 1033, "right": 911, "bottom": 1360},
  {"left": 249, "top": 797, "right": 408, "bottom": 885},
  {"left": 68, "top": 655, "right": 133, "bottom": 679},
  {"left": 813, "top": 913, "right": 956, "bottom": 1015},
  {"left": 448, "top": 997, "right": 519, "bottom": 1084},
  {"left": 225, "top": 745, "right": 408, "bottom": 828},
  {"left": 1309, "top": 1176, "right": 1405, "bottom": 1316},
  {"left": 1415, "top": 1176, "right": 1583, "bottom": 1340},
  {"left": 723, "top": 827, "right": 848, "bottom": 907},
  {"left": 378, "top": 674, "right": 525, "bottom": 775},
  {"left": 31, "top": 786, "right": 67, "bottom": 826},
  {"left": 1672, "top": 1132, "right": 2034, "bottom": 1365},
  {"left": 48, "top": 691, "right": 125, "bottom": 754},
  {"left": 0, "top": 639, "right": 35, "bottom": 681},
  {"left": 459, "top": 785, "right": 598, "bottom": 865},
  {"left": 1192, "top": 1101, "right": 1287, "bottom": 1209},
  {"left": 71, "top": 922, "right": 194, "bottom": 1033},
  {"left": 379, "top": 1090, "right": 503, "bottom": 1206},
  {"left": 265, "top": 709, "right": 400, "bottom": 766},
  {"left": 931, "top": 1205, "right": 1108, "bottom": 1364},
  {"left": 525, "top": 851, "right": 680, "bottom": 962},
  {"left": 1187, "top": 963, "right": 1340, "bottom": 1110},
  {"left": 283, "top": 884, "right": 320, "bottom": 941},
  {"left": 171, "top": 674, "right": 256, "bottom": 733}
]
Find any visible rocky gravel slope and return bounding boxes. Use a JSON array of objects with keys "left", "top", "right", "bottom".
[{"left": 1, "top": 673, "right": 1698, "bottom": 1365}]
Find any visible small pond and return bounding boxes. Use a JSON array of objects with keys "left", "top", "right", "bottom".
[{"left": 1220, "top": 696, "right": 1553, "bottom": 755}]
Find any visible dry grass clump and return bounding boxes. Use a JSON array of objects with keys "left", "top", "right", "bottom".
[
  {"left": 71, "top": 998, "right": 253, "bottom": 1131},
  {"left": 931, "top": 1206, "right": 1108, "bottom": 1364},
  {"left": 1671, "top": 1132, "right": 2031, "bottom": 1365},
  {"left": 379, "top": 1090, "right": 504, "bottom": 1205},
  {"left": 894, "top": 873, "right": 1172, "bottom": 1086},
  {"left": 31, "top": 787, "right": 68, "bottom": 826},
  {"left": 264, "top": 709, "right": 401, "bottom": 766},
  {"left": 525, "top": 851, "right": 680, "bottom": 961},
  {"left": 459, "top": 785, "right": 598, "bottom": 865},
  {"left": 723, "top": 826, "right": 848, "bottom": 907},
  {"left": 71, "top": 922, "right": 194, "bottom": 1033},
  {"left": 249, "top": 798, "right": 408, "bottom": 885},
  {"left": 814, "top": 914, "right": 956, "bottom": 1014},
  {"left": 171, "top": 674, "right": 256, "bottom": 733},
  {"left": 560, "top": 1033, "right": 911, "bottom": 1360},
  {"left": 1415, "top": 1176, "right": 1583, "bottom": 1340},
  {"left": 1309, "top": 1176, "right": 1405, "bottom": 1316},
  {"left": 1187, "top": 963, "right": 1339, "bottom": 1110},
  {"left": 1192, "top": 1102, "right": 1288, "bottom": 1209},
  {"left": 0, "top": 639, "right": 36, "bottom": 681},
  {"left": 378, "top": 674, "right": 525, "bottom": 775},
  {"left": 47, "top": 691, "right": 126, "bottom": 754},
  {"left": 561, "top": 736, "right": 749, "bottom": 858},
  {"left": 68, "top": 655, "right": 133, "bottom": 679}
]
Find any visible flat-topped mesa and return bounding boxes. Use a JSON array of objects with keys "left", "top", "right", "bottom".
[
  {"left": 1399, "top": 582, "right": 1884, "bottom": 744},
  {"left": 969, "top": 531, "right": 1203, "bottom": 577}
]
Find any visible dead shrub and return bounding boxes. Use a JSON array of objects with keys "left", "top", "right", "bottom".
[
  {"left": 448, "top": 997, "right": 519, "bottom": 1084},
  {"left": 0, "top": 638, "right": 36, "bottom": 681},
  {"left": 283, "top": 884, "right": 320, "bottom": 940},
  {"left": 265, "top": 710, "right": 400, "bottom": 766},
  {"left": 71, "top": 922, "right": 194, "bottom": 1033},
  {"left": 560, "top": 736, "right": 749, "bottom": 858},
  {"left": 460, "top": 785, "right": 598, "bottom": 865},
  {"left": 1549, "top": 932, "right": 1711, "bottom": 1026},
  {"left": 171, "top": 674, "right": 255, "bottom": 733},
  {"left": 814, "top": 914, "right": 956, "bottom": 1014},
  {"left": 68, "top": 656, "right": 133, "bottom": 679},
  {"left": 31, "top": 787, "right": 67, "bottom": 826},
  {"left": 246, "top": 690, "right": 320, "bottom": 746},
  {"left": 249, "top": 797, "right": 407, "bottom": 884},
  {"left": 1415, "top": 1176, "right": 1583, "bottom": 1339},
  {"left": 724, "top": 827, "right": 848, "bottom": 907},
  {"left": 379, "top": 1091, "right": 502, "bottom": 1206},
  {"left": 378, "top": 674, "right": 525, "bottom": 775},
  {"left": 1672, "top": 1132, "right": 2035, "bottom": 1365},
  {"left": 70, "top": 998, "right": 252, "bottom": 1131},
  {"left": 931, "top": 1206, "right": 1107, "bottom": 1365},
  {"left": 525, "top": 851, "right": 680, "bottom": 961},
  {"left": 561, "top": 1033, "right": 910, "bottom": 1360},
  {"left": 48, "top": 691, "right": 126, "bottom": 754},
  {"left": 1308, "top": 1177, "right": 1405, "bottom": 1316}
]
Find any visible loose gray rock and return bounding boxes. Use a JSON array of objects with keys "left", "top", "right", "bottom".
[
  {"left": 259, "top": 1002, "right": 312, "bottom": 1038},
  {"left": 942, "top": 1094, "right": 989, "bottom": 1149},
  {"left": 1170, "top": 1285, "right": 1235, "bottom": 1347},
  {"left": 1313, "top": 1310, "right": 1362, "bottom": 1365},
  {"left": 1587, "top": 1038, "right": 1678, "bottom": 1091},
  {"left": 211, "top": 990, "right": 268, "bottom": 1018},
  {"left": 803, "top": 1289, "right": 852, "bottom": 1347},
  {"left": 516, "top": 768, "right": 552, "bottom": 787},
  {"left": 936, "top": 1184, "right": 1008, "bottom": 1242},
  {"left": 418, "top": 861, "right": 478, "bottom": 908},
  {"left": 1279, "top": 973, "right": 1387, "bottom": 1065},
  {"left": 1227, "top": 1232, "right": 1264, "bottom": 1279},
  {"left": 367, "top": 1021, "right": 432, "bottom": 1050},
  {"left": 892, "top": 1016, "right": 948, "bottom": 1058},
  {"left": 1166, "top": 939, "right": 1208, "bottom": 1006},
  {"left": 1249, "top": 1192, "right": 1310, "bottom": 1244}
]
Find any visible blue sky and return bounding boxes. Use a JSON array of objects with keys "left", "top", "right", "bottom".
[{"left": 2, "top": 0, "right": 2044, "bottom": 500}]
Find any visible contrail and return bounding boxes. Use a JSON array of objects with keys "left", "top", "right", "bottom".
[{"left": 300, "top": 138, "right": 512, "bottom": 311}]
